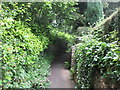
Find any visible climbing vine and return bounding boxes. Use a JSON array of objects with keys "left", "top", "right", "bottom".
[
  {"left": 74, "top": 35, "right": 120, "bottom": 88},
  {"left": 73, "top": 7, "right": 120, "bottom": 88},
  {"left": 1, "top": 1, "right": 119, "bottom": 89},
  {"left": 0, "top": 2, "right": 77, "bottom": 88},
  {"left": 1, "top": 11, "right": 52, "bottom": 88}
]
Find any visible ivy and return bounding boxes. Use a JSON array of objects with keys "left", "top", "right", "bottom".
[
  {"left": 74, "top": 35, "right": 120, "bottom": 88},
  {"left": 1, "top": 7, "right": 51, "bottom": 88},
  {"left": 1, "top": 2, "right": 77, "bottom": 88}
]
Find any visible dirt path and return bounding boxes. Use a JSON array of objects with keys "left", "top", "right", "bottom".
[{"left": 48, "top": 54, "right": 75, "bottom": 88}]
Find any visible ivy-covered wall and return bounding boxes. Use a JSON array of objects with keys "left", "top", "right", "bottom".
[{"left": 71, "top": 8, "right": 120, "bottom": 89}]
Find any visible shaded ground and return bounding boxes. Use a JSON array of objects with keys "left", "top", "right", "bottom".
[{"left": 48, "top": 54, "right": 75, "bottom": 88}]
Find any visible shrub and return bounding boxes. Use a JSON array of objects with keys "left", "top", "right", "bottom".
[
  {"left": 74, "top": 35, "right": 120, "bottom": 88},
  {"left": 93, "top": 8, "right": 119, "bottom": 43},
  {"left": 0, "top": 16, "right": 52, "bottom": 88},
  {"left": 48, "top": 26, "right": 76, "bottom": 49}
]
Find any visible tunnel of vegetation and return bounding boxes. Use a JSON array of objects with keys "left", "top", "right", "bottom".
[
  {"left": 0, "top": 2, "right": 76, "bottom": 88},
  {"left": 0, "top": 2, "right": 120, "bottom": 89}
]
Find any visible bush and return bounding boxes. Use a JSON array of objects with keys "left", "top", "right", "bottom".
[
  {"left": 0, "top": 2, "right": 77, "bottom": 88},
  {"left": 0, "top": 16, "right": 52, "bottom": 88},
  {"left": 48, "top": 26, "right": 76, "bottom": 49},
  {"left": 92, "top": 8, "right": 119, "bottom": 43},
  {"left": 74, "top": 35, "right": 120, "bottom": 88}
]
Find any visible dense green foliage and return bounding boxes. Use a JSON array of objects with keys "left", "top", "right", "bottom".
[
  {"left": 73, "top": 7, "right": 120, "bottom": 88},
  {"left": 74, "top": 35, "right": 120, "bottom": 88},
  {"left": 85, "top": 1, "right": 104, "bottom": 25},
  {"left": 2, "top": 2, "right": 77, "bottom": 34},
  {"left": 93, "top": 8, "right": 120, "bottom": 43},
  {"left": 48, "top": 26, "right": 76, "bottom": 48},
  {"left": 1, "top": 2, "right": 119, "bottom": 89},
  {"left": 72, "top": 1, "right": 104, "bottom": 31},
  {"left": 1, "top": 8, "right": 52, "bottom": 88},
  {"left": 1, "top": 2, "right": 77, "bottom": 88}
]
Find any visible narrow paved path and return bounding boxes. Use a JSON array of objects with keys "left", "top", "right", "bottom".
[{"left": 48, "top": 54, "right": 75, "bottom": 88}]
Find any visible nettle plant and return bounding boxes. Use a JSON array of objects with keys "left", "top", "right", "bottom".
[{"left": 74, "top": 35, "right": 120, "bottom": 88}]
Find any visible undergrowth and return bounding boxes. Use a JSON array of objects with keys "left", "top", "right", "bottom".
[
  {"left": 0, "top": 13, "right": 53, "bottom": 88},
  {"left": 74, "top": 35, "right": 120, "bottom": 88}
]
